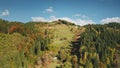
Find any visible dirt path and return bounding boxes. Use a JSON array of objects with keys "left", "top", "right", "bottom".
[{"left": 71, "top": 27, "right": 85, "bottom": 55}]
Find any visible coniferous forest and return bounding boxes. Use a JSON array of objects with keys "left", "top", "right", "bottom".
[{"left": 0, "top": 19, "right": 120, "bottom": 68}]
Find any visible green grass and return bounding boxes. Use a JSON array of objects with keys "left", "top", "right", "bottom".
[
  {"left": 49, "top": 60, "right": 60, "bottom": 68},
  {"left": 0, "top": 33, "right": 34, "bottom": 68},
  {"left": 48, "top": 24, "right": 75, "bottom": 52}
]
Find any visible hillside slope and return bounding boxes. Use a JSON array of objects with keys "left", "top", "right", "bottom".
[{"left": 0, "top": 19, "right": 120, "bottom": 68}]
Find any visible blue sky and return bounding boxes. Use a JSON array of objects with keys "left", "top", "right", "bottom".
[{"left": 0, "top": 0, "right": 120, "bottom": 25}]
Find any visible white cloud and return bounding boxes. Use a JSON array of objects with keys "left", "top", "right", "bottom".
[
  {"left": 31, "top": 16, "right": 57, "bottom": 22},
  {"left": 31, "top": 17, "right": 47, "bottom": 22},
  {"left": 81, "top": 15, "right": 87, "bottom": 19},
  {"left": 75, "top": 19, "right": 95, "bottom": 26},
  {"left": 44, "top": 6, "right": 54, "bottom": 13},
  {"left": 101, "top": 17, "right": 120, "bottom": 24},
  {"left": 49, "top": 16, "right": 57, "bottom": 21},
  {"left": 1, "top": 9, "right": 9, "bottom": 16},
  {"left": 31, "top": 16, "right": 95, "bottom": 26},
  {"left": 73, "top": 14, "right": 89, "bottom": 19},
  {"left": 58, "top": 17, "right": 94, "bottom": 26},
  {"left": 59, "top": 17, "right": 75, "bottom": 23}
]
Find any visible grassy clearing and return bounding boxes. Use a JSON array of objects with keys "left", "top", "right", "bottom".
[{"left": 48, "top": 24, "right": 74, "bottom": 52}]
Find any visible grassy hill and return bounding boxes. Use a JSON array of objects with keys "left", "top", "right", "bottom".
[{"left": 0, "top": 19, "right": 120, "bottom": 68}]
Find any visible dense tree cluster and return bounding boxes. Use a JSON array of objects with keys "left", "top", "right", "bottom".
[{"left": 71, "top": 23, "right": 120, "bottom": 68}]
